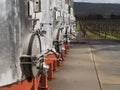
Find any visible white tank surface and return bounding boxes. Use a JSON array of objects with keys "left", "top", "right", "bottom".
[
  {"left": 0, "top": 0, "right": 76, "bottom": 88},
  {"left": 0, "top": 0, "right": 31, "bottom": 86}
]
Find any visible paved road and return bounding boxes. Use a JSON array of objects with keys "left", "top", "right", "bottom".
[{"left": 48, "top": 40, "right": 120, "bottom": 90}]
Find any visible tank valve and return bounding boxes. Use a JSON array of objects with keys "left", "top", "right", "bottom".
[
  {"left": 42, "top": 62, "right": 49, "bottom": 73},
  {"left": 58, "top": 58, "right": 63, "bottom": 62},
  {"left": 62, "top": 47, "right": 65, "bottom": 52}
]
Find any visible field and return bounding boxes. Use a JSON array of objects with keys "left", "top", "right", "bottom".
[{"left": 78, "top": 19, "right": 120, "bottom": 40}]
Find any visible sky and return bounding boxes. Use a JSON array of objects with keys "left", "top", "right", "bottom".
[{"left": 74, "top": 0, "right": 120, "bottom": 3}]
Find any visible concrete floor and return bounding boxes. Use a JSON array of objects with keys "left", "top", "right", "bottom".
[
  {"left": 90, "top": 40, "right": 120, "bottom": 90},
  {"left": 49, "top": 44, "right": 100, "bottom": 90},
  {"left": 49, "top": 40, "right": 120, "bottom": 90}
]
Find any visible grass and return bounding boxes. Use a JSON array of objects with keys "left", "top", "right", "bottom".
[
  {"left": 107, "top": 35, "right": 120, "bottom": 40},
  {"left": 76, "top": 21, "right": 80, "bottom": 31},
  {"left": 86, "top": 31, "right": 100, "bottom": 39},
  {"left": 91, "top": 31, "right": 120, "bottom": 40},
  {"left": 99, "top": 33, "right": 120, "bottom": 40},
  {"left": 86, "top": 31, "right": 120, "bottom": 40}
]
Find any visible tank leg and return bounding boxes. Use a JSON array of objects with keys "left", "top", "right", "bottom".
[
  {"left": 57, "top": 60, "right": 63, "bottom": 67},
  {"left": 46, "top": 60, "right": 56, "bottom": 80},
  {"left": 39, "top": 73, "right": 51, "bottom": 90},
  {"left": 46, "top": 54, "right": 59, "bottom": 72},
  {"left": 53, "top": 60, "right": 59, "bottom": 72},
  {"left": 64, "top": 44, "right": 69, "bottom": 54},
  {"left": 33, "top": 76, "right": 41, "bottom": 90}
]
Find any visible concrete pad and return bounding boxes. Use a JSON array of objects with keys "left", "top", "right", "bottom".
[
  {"left": 48, "top": 44, "right": 100, "bottom": 90},
  {"left": 92, "top": 44, "right": 120, "bottom": 90}
]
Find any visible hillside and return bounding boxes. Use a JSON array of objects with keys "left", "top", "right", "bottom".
[{"left": 74, "top": 2, "right": 120, "bottom": 16}]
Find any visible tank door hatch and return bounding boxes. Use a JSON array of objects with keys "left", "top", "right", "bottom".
[{"left": 33, "top": 0, "right": 41, "bottom": 13}]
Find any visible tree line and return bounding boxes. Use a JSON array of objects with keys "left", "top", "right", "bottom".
[{"left": 75, "top": 14, "right": 120, "bottom": 20}]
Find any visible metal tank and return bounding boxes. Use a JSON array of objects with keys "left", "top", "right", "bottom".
[
  {"left": 0, "top": 0, "right": 76, "bottom": 89},
  {"left": 0, "top": 0, "right": 42, "bottom": 87}
]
